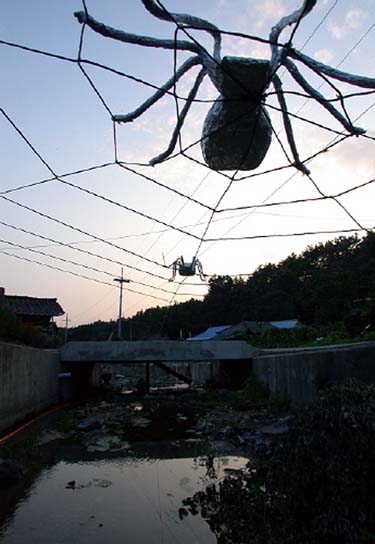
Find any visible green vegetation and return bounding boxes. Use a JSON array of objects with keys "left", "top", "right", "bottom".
[
  {"left": 55, "top": 413, "right": 77, "bottom": 433},
  {"left": 227, "top": 375, "right": 270, "bottom": 410},
  {"left": 0, "top": 305, "right": 45, "bottom": 348},
  {"left": 183, "top": 381, "right": 375, "bottom": 543},
  {"left": 69, "top": 233, "right": 375, "bottom": 344},
  {"left": 70, "top": 233, "right": 375, "bottom": 347},
  {"left": 245, "top": 322, "right": 375, "bottom": 349}
]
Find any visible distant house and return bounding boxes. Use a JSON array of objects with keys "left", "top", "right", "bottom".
[
  {"left": 0, "top": 287, "right": 64, "bottom": 331},
  {"left": 188, "top": 319, "right": 301, "bottom": 341}
]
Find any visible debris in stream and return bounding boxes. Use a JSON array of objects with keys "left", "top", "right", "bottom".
[
  {"left": 86, "top": 436, "right": 130, "bottom": 453},
  {"left": 130, "top": 415, "right": 151, "bottom": 429},
  {"left": 65, "top": 478, "right": 113, "bottom": 490}
]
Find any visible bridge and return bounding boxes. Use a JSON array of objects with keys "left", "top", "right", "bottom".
[{"left": 60, "top": 340, "right": 260, "bottom": 392}]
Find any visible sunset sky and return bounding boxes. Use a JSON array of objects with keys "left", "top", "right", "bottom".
[{"left": 1, "top": 0, "right": 374, "bottom": 328}]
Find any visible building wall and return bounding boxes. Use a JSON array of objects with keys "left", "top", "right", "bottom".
[
  {"left": 252, "top": 341, "right": 375, "bottom": 405},
  {"left": 0, "top": 342, "right": 60, "bottom": 433}
]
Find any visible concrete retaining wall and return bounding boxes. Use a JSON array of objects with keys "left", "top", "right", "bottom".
[
  {"left": 3, "top": 339, "right": 374, "bottom": 431},
  {"left": 252, "top": 341, "right": 375, "bottom": 405},
  {"left": 0, "top": 342, "right": 60, "bottom": 432}
]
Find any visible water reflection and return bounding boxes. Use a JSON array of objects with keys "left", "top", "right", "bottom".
[{"left": 0, "top": 447, "right": 247, "bottom": 544}]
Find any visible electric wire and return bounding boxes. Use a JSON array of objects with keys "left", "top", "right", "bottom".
[
  {"left": 1, "top": 1, "right": 374, "bottom": 311},
  {"left": 1, "top": 249, "right": 170, "bottom": 303},
  {"left": 0, "top": 193, "right": 168, "bottom": 268},
  {"left": 0, "top": 236, "right": 202, "bottom": 298},
  {"left": 0, "top": 107, "right": 212, "bottom": 239}
]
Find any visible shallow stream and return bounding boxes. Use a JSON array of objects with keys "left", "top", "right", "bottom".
[{"left": 0, "top": 396, "right": 248, "bottom": 543}]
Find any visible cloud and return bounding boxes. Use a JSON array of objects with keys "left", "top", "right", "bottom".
[
  {"left": 327, "top": 22, "right": 345, "bottom": 40},
  {"left": 255, "top": 0, "right": 286, "bottom": 29},
  {"left": 345, "top": 9, "right": 366, "bottom": 29},
  {"left": 314, "top": 48, "right": 334, "bottom": 64},
  {"left": 327, "top": 8, "right": 367, "bottom": 40},
  {"left": 222, "top": 36, "right": 270, "bottom": 59}
]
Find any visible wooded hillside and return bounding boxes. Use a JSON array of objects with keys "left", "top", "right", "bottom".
[{"left": 69, "top": 233, "right": 375, "bottom": 341}]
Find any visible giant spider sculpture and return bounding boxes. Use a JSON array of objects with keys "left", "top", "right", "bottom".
[
  {"left": 168, "top": 256, "right": 206, "bottom": 282},
  {"left": 75, "top": 0, "right": 375, "bottom": 174}
]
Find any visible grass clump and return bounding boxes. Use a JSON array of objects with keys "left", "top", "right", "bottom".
[{"left": 227, "top": 375, "right": 269, "bottom": 410}]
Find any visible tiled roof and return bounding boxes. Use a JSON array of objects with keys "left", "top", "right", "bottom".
[{"left": 2, "top": 295, "right": 64, "bottom": 317}]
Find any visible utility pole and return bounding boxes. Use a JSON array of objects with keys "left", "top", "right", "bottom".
[
  {"left": 64, "top": 314, "right": 71, "bottom": 344},
  {"left": 114, "top": 268, "right": 130, "bottom": 339}
]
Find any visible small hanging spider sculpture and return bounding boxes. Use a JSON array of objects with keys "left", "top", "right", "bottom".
[
  {"left": 75, "top": 0, "right": 375, "bottom": 174},
  {"left": 169, "top": 256, "right": 206, "bottom": 282}
]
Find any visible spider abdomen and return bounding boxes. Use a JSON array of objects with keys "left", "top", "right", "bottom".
[
  {"left": 179, "top": 264, "right": 196, "bottom": 276},
  {"left": 201, "top": 98, "right": 272, "bottom": 171}
]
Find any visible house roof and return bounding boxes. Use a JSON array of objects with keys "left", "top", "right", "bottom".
[
  {"left": 270, "top": 319, "right": 301, "bottom": 329},
  {"left": 189, "top": 319, "right": 301, "bottom": 341},
  {"left": 188, "top": 325, "right": 231, "bottom": 341},
  {"left": 1, "top": 295, "right": 64, "bottom": 318}
]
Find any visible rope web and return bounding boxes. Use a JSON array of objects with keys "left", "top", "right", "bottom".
[{"left": 0, "top": 0, "right": 374, "bottom": 324}]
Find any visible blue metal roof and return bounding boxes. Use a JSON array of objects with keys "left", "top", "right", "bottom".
[
  {"left": 269, "top": 319, "right": 300, "bottom": 329},
  {"left": 188, "top": 325, "right": 230, "bottom": 341}
]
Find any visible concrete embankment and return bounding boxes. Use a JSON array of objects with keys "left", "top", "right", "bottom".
[
  {"left": 2, "top": 339, "right": 375, "bottom": 433},
  {"left": 253, "top": 341, "right": 375, "bottom": 405},
  {"left": 0, "top": 342, "right": 60, "bottom": 433}
]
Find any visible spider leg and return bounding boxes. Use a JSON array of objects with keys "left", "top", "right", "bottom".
[
  {"left": 149, "top": 68, "right": 207, "bottom": 166},
  {"left": 284, "top": 59, "right": 365, "bottom": 135},
  {"left": 197, "top": 261, "right": 207, "bottom": 281},
  {"left": 269, "top": 0, "right": 317, "bottom": 75},
  {"left": 113, "top": 56, "right": 202, "bottom": 123},
  {"left": 74, "top": 11, "right": 201, "bottom": 55},
  {"left": 169, "top": 261, "right": 177, "bottom": 282},
  {"left": 141, "top": 0, "right": 222, "bottom": 62},
  {"left": 273, "top": 75, "right": 310, "bottom": 175},
  {"left": 290, "top": 50, "right": 375, "bottom": 90}
]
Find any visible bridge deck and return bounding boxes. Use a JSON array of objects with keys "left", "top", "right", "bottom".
[{"left": 60, "top": 340, "right": 259, "bottom": 363}]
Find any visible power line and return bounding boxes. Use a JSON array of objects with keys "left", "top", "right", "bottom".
[
  {"left": 139, "top": 0, "right": 373, "bottom": 262},
  {"left": 117, "top": 163, "right": 213, "bottom": 210},
  {"left": 0, "top": 235, "right": 203, "bottom": 298},
  {"left": 0, "top": 108, "right": 211, "bottom": 241},
  {"left": 1, "top": 158, "right": 214, "bottom": 216},
  {"left": 204, "top": 226, "right": 371, "bottom": 243},
  {"left": 127, "top": 170, "right": 212, "bottom": 281},
  {"left": 0, "top": 193, "right": 168, "bottom": 268},
  {"left": 0, "top": 219, "right": 167, "bottom": 281},
  {"left": 0, "top": 219, "right": 209, "bottom": 295},
  {"left": 0, "top": 38, "right": 218, "bottom": 104},
  {"left": 299, "top": 0, "right": 340, "bottom": 51},
  {"left": 216, "top": 177, "right": 375, "bottom": 214},
  {"left": 1, "top": 249, "right": 174, "bottom": 304},
  {"left": 1, "top": 2, "right": 374, "bottom": 305}
]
